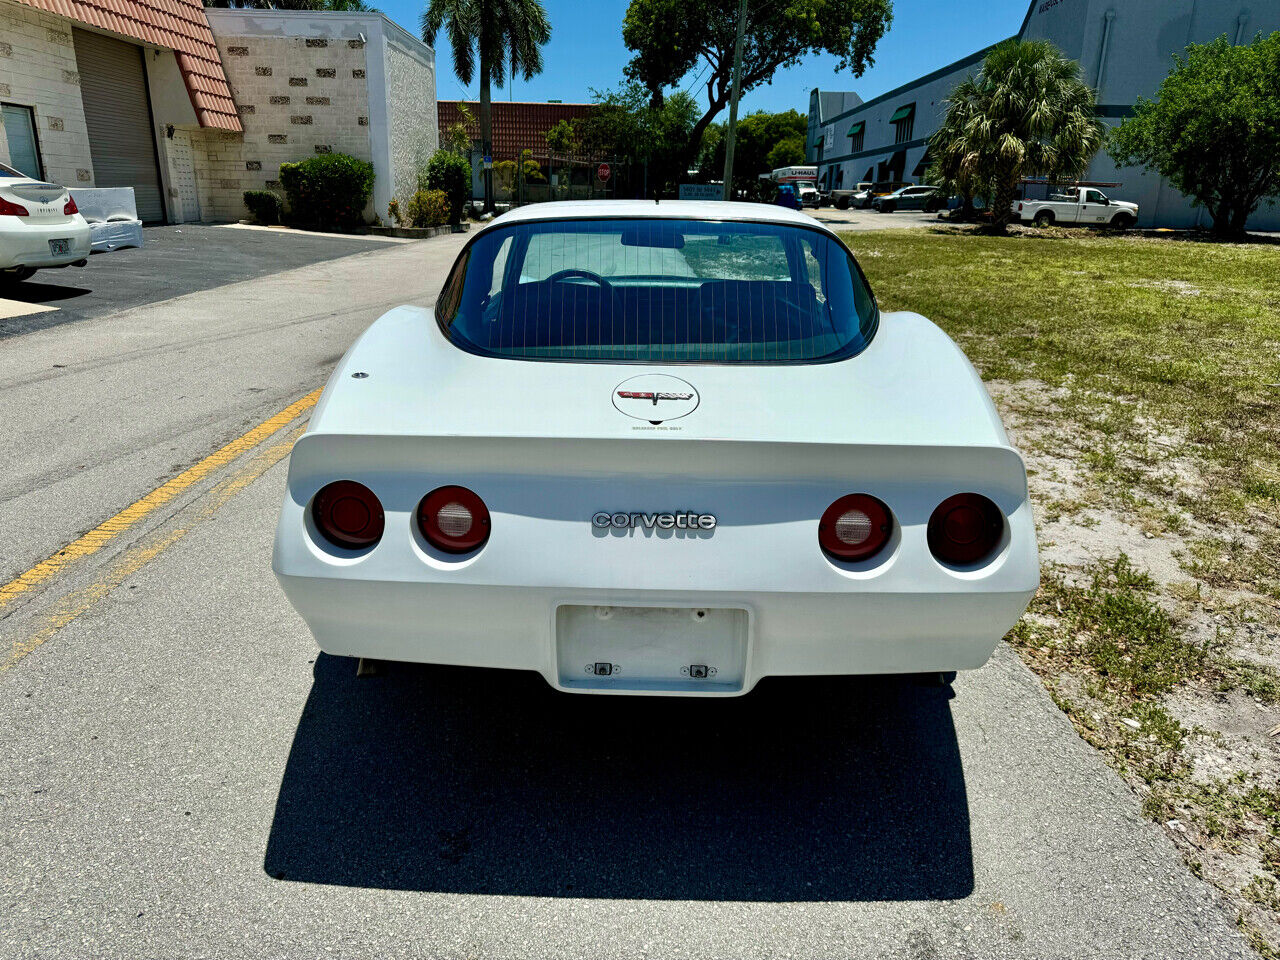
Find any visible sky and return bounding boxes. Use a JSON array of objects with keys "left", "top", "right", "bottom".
[{"left": 379, "top": 0, "right": 1032, "bottom": 116}]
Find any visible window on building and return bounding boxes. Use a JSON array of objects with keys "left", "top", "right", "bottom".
[
  {"left": 847, "top": 120, "right": 865, "bottom": 153},
  {"left": 1, "top": 105, "right": 43, "bottom": 180},
  {"left": 890, "top": 103, "right": 915, "bottom": 145}
]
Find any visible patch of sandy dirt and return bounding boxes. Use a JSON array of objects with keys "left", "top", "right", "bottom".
[
  {"left": 1123, "top": 278, "right": 1203, "bottom": 296},
  {"left": 986, "top": 377, "right": 1280, "bottom": 952},
  {"left": 1166, "top": 688, "right": 1280, "bottom": 785}
]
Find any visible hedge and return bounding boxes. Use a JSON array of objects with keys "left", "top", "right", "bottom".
[
  {"left": 279, "top": 153, "right": 374, "bottom": 230},
  {"left": 242, "top": 190, "right": 282, "bottom": 225}
]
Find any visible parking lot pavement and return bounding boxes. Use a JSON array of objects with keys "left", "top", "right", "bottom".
[
  {"left": 0, "top": 224, "right": 406, "bottom": 337},
  {"left": 809, "top": 206, "right": 944, "bottom": 231},
  {"left": 0, "top": 450, "right": 1249, "bottom": 958}
]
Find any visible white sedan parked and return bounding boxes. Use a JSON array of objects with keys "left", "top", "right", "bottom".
[
  {"left": 0, "top": 162, "right": 91, "bottom": 287},
  {"left": 273, "top": 200, "right": 1039, "bottom": 696}
]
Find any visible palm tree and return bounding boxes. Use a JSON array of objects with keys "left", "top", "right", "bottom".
[
  {"left": 931, "top": 39, "right": 1104, "bottom": 233},
  {"left": 421, "top": 0, "right": 551, "bottom": 213}
]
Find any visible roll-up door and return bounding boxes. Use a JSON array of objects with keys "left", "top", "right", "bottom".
[{"left": 74, "top": 28, "right": 165, "bottom": 222}]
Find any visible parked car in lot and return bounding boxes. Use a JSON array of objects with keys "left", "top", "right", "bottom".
[
  {"left": 273, "top": 200, "right": 1040, "bottom": 696},
  {"left": 856, "top": 181, "right": 910, "bottom": 209},
  {"left": 0, "top": 162, "right": 91, "bottom": 287},
  {"left": 873, "top": 185, "right": 942, "bottom": 213},
  {"left": 1015, "top": 187, "right": 1138, "bottom": 229},
  {"left": 829, "top": 182, "right": 874, "bottom": 210},
  {"left": 794, "top": 180, "right": 821, "bottom": 208}
]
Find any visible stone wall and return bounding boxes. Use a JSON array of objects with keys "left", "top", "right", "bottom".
[
  {"left": 0, "top": 0, "right": 94, "bottom": 187},
  {"left": 384, "top": 38, "right": 438, "bottom": 210},
  {"left": 193, "top": 31, "right": 372, "bottom": 222}
]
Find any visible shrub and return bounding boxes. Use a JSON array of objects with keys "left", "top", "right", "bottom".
[
  {"left": 422, "top": 150, "right": 471, "bottom": 225},
  {"left": 405, "top": 189, "right": 450, "bottom": 228},
  {"left": 387, "top": 198, "right": 404, "bottom": 227},
  {"left": 243, "top": 190, "right": 282, "bottom": 225},
  {"left": 278, "top": 153, "right": 375, "bottom": 230}
]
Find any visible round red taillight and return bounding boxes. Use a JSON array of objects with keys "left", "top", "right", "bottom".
[
  {"left": 819, "top": 494, "right": 893, "bottom": 562},
  {"left": 312, "top": 480, "right": 384, "bottom": 549},
  {"left": 928, "top": 493, "right": 1004, "bottom": 566},
  {"left": 418, "top": 485, "right": 490, "bottom": 554}
]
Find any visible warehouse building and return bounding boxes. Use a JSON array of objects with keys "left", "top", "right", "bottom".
[
  {"left": 807, "top": 0, "right": 1280, "bottom": 229},
  {"left": 0, "top": 0, "right": 437, "bottom": 224}
]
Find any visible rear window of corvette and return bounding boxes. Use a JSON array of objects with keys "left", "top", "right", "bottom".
[{"left": 435, "top": 218, "right": 879, "bottom": 364}]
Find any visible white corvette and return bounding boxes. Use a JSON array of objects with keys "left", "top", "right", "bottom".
[
  {"left": 0, "top": 162, "right": 91, "bottom": 286},
  {"left": 273, "top": 200, "right": 1039, "bottom": 695}
]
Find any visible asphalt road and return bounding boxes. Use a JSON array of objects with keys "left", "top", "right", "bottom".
[
  {"left": 0, "top": 224, "right": 399, "bottom": 337},
  {"left": 0, "top": 230, "right": 1251, "bottom": 959}
]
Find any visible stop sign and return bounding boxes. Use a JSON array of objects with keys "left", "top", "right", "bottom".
[{"left": 597, "top": 162, "right": 611, "bottom": 182}]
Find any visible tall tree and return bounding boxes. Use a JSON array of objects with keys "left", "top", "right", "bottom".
[
  {"left": 699, "top": 109, "right": 807, "bottom": 194},
  {"left": 571, "top": 84, "right": 698, "bottom": 196},
  {"left": 622, "top": 0, "right": 891, "bottom": 172},
  {"left": 421, "top": 0, "right": 551, "bottom": 212},
  {"left": 1109, "top": 32, "right": 1280, "bottom": 239},
  {"left": 931, "top": 39, "right": 1103, "bottom": 233}
]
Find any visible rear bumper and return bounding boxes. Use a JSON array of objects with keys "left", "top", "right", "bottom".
[
  {"left": 0, "top": 217, "right": 92, "bottom": 269},
  {"left": 275, "top": 574, "right": 1037, "bottom": 695},
  {"left": 272, "top": 434, "right": 1040, "bottom": 696}
]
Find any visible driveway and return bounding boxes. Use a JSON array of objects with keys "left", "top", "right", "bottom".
[
  {"left": 0, "top": 235, "right": 1251, "bottom": 959},
  {"left": 0, "top": 224, "right": 405, "bottom": 338}
]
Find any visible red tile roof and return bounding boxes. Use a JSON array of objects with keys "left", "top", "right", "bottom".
[
  {"left": 14, "top": 0, "right": 242, "bottom": 131},
  {"left": 438, "top": 100, "right": 595, "bottom": 160}
]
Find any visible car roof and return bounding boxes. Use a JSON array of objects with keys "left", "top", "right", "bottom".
[{"left": 479, "top": 199, "right": 837, "bottom": 238}]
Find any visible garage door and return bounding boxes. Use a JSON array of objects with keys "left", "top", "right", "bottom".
[{"left": 74, "top": 28, "right": 165, "bottom": 223}]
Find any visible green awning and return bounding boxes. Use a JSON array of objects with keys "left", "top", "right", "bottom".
[
  {"left": 846, "top": 120, "right": 865, "bottom": 137},
  {"left": 890, "top": 103, "right": 915, "bottom": 123}
]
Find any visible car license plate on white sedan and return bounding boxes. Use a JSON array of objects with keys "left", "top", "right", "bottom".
[
  {"left": 555, "top": 604, "right": 748, "bottom": 693},
  {"left": 48, "top": 239, "right": 70, "bottom": 255}
]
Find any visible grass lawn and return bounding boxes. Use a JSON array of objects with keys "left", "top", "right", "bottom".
[{"left": 846, "top": 227, "right": 1280, "bottom": 955}]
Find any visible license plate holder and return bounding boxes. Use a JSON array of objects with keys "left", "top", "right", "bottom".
[
  {"left": 555, "top": 604, "right": 749, "bottom": 692},
  {"left": 48, "top": 239, "right": 70, "bottom": 255}
]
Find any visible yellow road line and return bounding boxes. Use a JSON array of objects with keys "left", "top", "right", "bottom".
[
  {"left": 0, "top": 388, "right": 321, "bottom": 614},
  {"left": 0, "top": 426, "right": 305, "bottom": 674}
]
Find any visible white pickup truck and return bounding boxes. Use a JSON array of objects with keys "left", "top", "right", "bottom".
[{"left": 1015, "top": 187, "right": 1139, "bottom": 229}]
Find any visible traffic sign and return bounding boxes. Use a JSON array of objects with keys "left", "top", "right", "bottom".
[{"left": 597, "top": 162, "right": 611, "bottom": 182}]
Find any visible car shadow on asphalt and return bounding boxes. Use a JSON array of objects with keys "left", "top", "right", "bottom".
[
  {"left": 1, "top": 279, "right": 92, "bottom": 304},
  {"left": 263, "top": 654, "right": 974, "bottom": 902}
]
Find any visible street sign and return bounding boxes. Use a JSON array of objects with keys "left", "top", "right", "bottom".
[
  {"left": 482, "top": 155, "right": 493, "bottom": 170},
  {"left": 597, "top": 162, "right": 611, "bottom": 182},
  {"left": 679, "top": 183, "right": 722, "bottom": 201}
]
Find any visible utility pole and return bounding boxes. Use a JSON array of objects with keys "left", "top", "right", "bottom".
[{"left": 721, "top": 0, "right": 749, "bottom": 201}]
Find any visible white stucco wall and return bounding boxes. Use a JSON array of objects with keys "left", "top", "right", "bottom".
[{"left": 383, "top": 33, "right": 438, "bottom": 210}]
